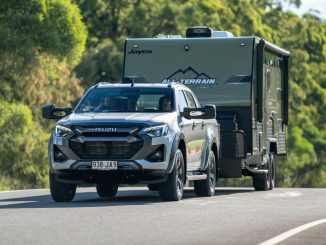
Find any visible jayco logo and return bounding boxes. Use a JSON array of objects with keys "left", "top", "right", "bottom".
[
  {"left": 162, "top": 67, "right": 217, "bottom": 87},
  {"left": 128, "top": 49, "right": 153, "bottom": 55}
]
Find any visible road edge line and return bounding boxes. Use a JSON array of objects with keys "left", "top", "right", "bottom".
[
  {"left": 258, "top": 218, "right": 326, "bottom": 245},
  {"left": 0, "top": 188, "right": 47, "bottom": 194}
]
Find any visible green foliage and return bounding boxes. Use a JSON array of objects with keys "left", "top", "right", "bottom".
[
  {"left": 76, "top": 39, "right": 124, "bottom": 86},
  {"left": 0, "top": 0, "right": 87, "bottom": 70},
  {"left": 23, "top": 55, "right": 85, "bottom": 112},
  {"left": 261, "top": 9, "right": 326, "bottom": 187},
  {"left": 0, "top": 101, "right": 48, "bottom": 190},
  {"left": 0, "top": 0, "right": 86, "bottom": 189},
  {"left": 41, "top": 0, "right": 87, "bottom": 67}
]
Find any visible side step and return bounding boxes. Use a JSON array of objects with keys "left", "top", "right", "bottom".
[{"left": 187, "top": 174, "right": 207, "bottom": 181}]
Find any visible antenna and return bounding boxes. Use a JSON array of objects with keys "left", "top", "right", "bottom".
[{"left": 94, "top": 82, "right": 101, "bottom": 88}]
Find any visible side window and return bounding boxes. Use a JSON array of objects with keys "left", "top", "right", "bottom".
[
  {"left": 184, "top": 91, "right": 198, "bottom": 108},
  {"left": 178, "top": 90, "right": 188, "bottom": 112}
]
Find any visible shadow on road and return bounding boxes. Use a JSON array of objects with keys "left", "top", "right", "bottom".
[{"left": 0, "top": 188, "right": 254, "bottom": 209}]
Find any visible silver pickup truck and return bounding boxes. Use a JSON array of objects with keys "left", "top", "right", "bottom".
[{"left": 42, "top": 83, "right": 220, "bottom": 202}]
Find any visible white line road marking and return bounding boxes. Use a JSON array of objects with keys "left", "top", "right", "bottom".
[
  {"left": 264, "top": 191, "right": 302, "bottom": 199},
  {"left": 258, "top": 218, "right": 326, "bottom": 245}
]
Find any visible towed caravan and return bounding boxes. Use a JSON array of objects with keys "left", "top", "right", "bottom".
[{"left": 123, "top": 26, "right": 290, "bottom": 190}]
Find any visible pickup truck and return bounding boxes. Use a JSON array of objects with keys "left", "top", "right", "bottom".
[{"left": 42, "top": 83, "right": 220, "bottom": 202}]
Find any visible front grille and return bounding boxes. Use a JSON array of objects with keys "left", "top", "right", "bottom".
[
  {"left": 82, "top": 132, "right": 130, "bottom": 137},
  {"left": 70, "top": 139, "right": 143, "bottom": 159}
]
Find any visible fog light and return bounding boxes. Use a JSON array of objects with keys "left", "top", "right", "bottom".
[
  {"left": 53, "top": 145, "right": 68, "bottom": 162},
  {"left": 146, "top": 145, "right": 165, "bottom": 162},
  {"left": 154, "top": 151, "right": 163, "bottom": 160}
]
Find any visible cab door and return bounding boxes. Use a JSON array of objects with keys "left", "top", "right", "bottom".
[
  {"left": 178, "top": 90, "right": 196, "bottom": 171},
  {"left": 183, "top": 90, "right": 206, "bottom": 170}
]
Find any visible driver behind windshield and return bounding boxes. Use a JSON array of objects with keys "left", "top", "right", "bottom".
[
  {"left": 127, "top": 97, "right": 139, "bottom": 111},
  {"left": 96, "top": 96, "right": 117, "bottom": 111},
  {"left": 159, "top": 96, "right": 172, "bottom": 112}
]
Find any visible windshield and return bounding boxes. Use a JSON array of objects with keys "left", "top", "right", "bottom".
[{"left": 75, "top": 87, "right": 175, "bottom": 113}]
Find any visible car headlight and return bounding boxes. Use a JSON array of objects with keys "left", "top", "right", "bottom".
[
  {"left": 54, "top": 125, "right": 73, "bottom": 137},
  {"left": 140, "top": 125, "right": 169, "bottom": 137}
]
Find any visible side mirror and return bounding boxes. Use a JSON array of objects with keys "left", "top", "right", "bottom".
[
  {"left": 202, "top": 104, "right": 216, "bottom": 119},
  {"left": 181, "top": 104, "right": 216, "bottom": 120},
  {"left": 42, "top": 104, "right": 72, "bottom": 120}
]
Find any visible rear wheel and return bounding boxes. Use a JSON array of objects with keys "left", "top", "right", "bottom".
[
  {"left": 96, "top": 182, "right": 119, "bottom": 198},
  {"left": 194, "top": 151, "right": 216, "bottom": 197},
  {"left": 49, "top": 171, "right": 76, "bottom": 202},
  {"left": 159, "top": 149, "right": 185, "bottom": 201},
  {"left": 252, "top": 155, "right": 270, "bottom": 191},
  {"left": 269, "top": 153, "right": 276, "bottom": 190}
]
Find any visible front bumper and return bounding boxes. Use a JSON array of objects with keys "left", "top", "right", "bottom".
[
  {"left": 49, "top": 133, "right": 173, "bottom": 184},
  {"left": 52, "top": 168, "right": 168, "bottom": 185}
]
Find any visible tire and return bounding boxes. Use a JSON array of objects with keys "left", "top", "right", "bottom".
[
  {"left": 159, "top": 149, "right": 185, "bottom": 201},
  {"left": 96, "top": 182, "right": 119, "bottom": 198},
  {"left": 49, "top": 171, "right": 76, "bottom": 202},
  {"left": 194, "top": 151, "right": 216, "bottom": 197},
  {"left": 252, "top": 155, "right": 270, "bottom": 191},
  {"left": 147, "top": 184, "right": 159, "bottom": 191},
  {"left": 269, "top": 153, "right": 276, "bottom": 190}
]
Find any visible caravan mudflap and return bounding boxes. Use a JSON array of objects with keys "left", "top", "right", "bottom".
[{"left": 218, "top": 159, "right": 242, "bottom": 178}]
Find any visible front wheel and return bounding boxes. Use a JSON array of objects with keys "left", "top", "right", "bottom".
[
  {"left": 96, "top": 182, "right": 119, "bottom": 198},
  {"left": 159, "top": 149, "right": 185, "bottom": 201},
  {"left": 49, "top": 171, "right": 76, "bottom": 202},
  {"left": 194, "top": 151, "right": 216, "bottom": 197}
]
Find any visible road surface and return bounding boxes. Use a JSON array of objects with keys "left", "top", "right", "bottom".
[{"left": 0, "top": 187, "right": 325, "bottom": 245}]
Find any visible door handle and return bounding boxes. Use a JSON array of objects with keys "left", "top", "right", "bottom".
[
  {"left": 192, "top": 121, "right": 197, "bottom": 129},
  {"left": 201, "top": 121, "right": 206, "bottom": 129}
]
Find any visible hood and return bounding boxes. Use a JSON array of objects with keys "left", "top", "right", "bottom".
[{"left": 58, "top": 112, "right": 177, "bottom": 127}]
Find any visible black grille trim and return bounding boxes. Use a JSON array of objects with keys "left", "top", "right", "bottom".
[
  {"left": 82, "top": 132, "right": 130, "bottom": 137},
  {"left": 70, "top": 138, "right": 143, "bottom": 160}
]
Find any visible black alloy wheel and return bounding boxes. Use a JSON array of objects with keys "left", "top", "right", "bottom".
[
  {"left": 159, "top": 149, "right": 185, "bottom": 201},
  {"left": 49, "top": 171, "right": 76, "bottom": 202},
  {"left": 194, "top": 151, "right": 216, "bottom": 197}
]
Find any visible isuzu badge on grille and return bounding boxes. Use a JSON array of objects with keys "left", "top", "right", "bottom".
[{"left": 94, "top": 128, "right": 117, "bottom": 132}]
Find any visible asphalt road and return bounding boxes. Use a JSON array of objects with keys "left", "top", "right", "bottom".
[{"left": 0, "top": 187, "right": 325, "bottom": 245}]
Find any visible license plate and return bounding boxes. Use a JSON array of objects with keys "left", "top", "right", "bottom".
[{"left": 91, "top": 161, "right": 118, "bottom": 170}]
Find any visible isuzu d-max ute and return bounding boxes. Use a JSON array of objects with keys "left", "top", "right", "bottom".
[{"left": 42, "top": 83, "right": 219, "bottom": 202}]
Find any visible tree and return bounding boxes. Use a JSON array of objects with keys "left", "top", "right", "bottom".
[
  {"left": 0, "top": 0, "right": 87, "bottom": 189},
  {"left": 0, "top": 100, "right": 48, "bottom": 190}
]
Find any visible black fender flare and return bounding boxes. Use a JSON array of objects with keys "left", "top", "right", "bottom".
[
  {"left": 165, "top": 132, "right": 185, "bottom": 175},
  {"left": 201, "top": 134, "right": 219, "bottom": 172},
  {"left": 48, "top": 134, "right": 55, "bottom": 173}
]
